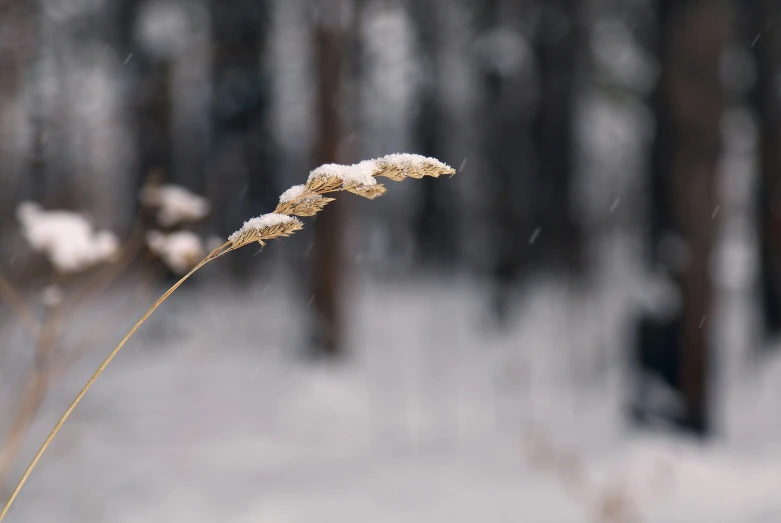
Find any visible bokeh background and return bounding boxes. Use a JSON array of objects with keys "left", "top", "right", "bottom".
[{"left": 1, "top": 0, "right": 780, "bottom": 521}]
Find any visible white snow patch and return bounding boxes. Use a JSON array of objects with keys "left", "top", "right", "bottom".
[
  {"left": 228, "top": 213, "right": 298, "bottom": 244},
  {"left": 306, "top": 154, "right": 452, "bottom": 189},
  {"left": 147, "top": 230, "right": 205, "bottom": 274},
  {"left": 279, "top": 184, "right": 306, "bottom": 203},
  {"left": 141, "top": 184, "right": 211, "bottom": 227},
  {"left": 381, "top": 152, "right": 451, "bottom": 172},
  {"left": 17, "top": 202, "right": 119, "bottom": 273},
  {"left": 308, "top": 162, "right": 378, "bottom": 190}
]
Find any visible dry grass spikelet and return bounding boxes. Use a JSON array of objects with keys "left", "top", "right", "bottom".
[
  {"left": 275, "top": 184, "right": 335, "bottom": 216},
  {"left": 343, "top": 181, "right": 387, "bottom": 199},
  {"left": 373, "top": 153, "right": 456, "bottom": 180},
  {"left": 304, "top": 164, "right": 345, "bottom": 192},
  {"left": 276, "top": 194, "right": 335, "bottom": 216},
  {"left": 228, "top": 214, "right": 303, "bottom": 248}
]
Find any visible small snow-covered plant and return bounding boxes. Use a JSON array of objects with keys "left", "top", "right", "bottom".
[
  {"left": 140, "top": 183, "right": 211, "bottom": 227},
  {"left": 0, "top": 153, "right": 455, "bottom": 520},
  {"left": 0, "top": 203, "right": 127, "bottom": 496},
  {"left": 146, "top": 230, "right": 205, "bottom": 274},
  {"left": 16, "top": 202, "right": 119, "bottom": 274},
  {"left": 140, "top": 182, "right": 211, "bottom": 273}
]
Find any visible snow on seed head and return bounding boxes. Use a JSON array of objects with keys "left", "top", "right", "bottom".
[
  {"left": 279, "top": 184, "right": 307, "bottom": 203},
  {"left": 305, "top": 154, "right": 453, "bottom": 194},
  {"left": 229, "top": 153, "right": 455, "bottom": 249},
  {"left": 305, "top": 160, "right": 385, "bottom": 198},
  {"left": 373, "top": 153, "right": 455, "bottom": 180},
  {"left": 228, "top": 213, "right": 303, "bottom": 247},
  {"left": 276, "top": 184, "right": 334, "bottom": 216}
]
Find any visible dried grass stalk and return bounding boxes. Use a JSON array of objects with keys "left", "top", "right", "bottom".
[{"left": 0, "top": 153, "right": 456, "bottom": 521}]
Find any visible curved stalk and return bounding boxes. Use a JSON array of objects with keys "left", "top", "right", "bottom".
[{"left": 0, "top": 242, "right": 232, "bottom": 522}]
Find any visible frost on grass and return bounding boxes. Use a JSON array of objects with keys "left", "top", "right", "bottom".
[
  {"left": 234, "top": 153, "right": 453, "bottom": 247},
  {"left": 228, "top": 213, "right": 303, "bottom": 247},
  {"left": 373, "top": 153, "right": 455, "bottom": 180},
  {"left": 279, "top": 184, "right": 307, "bottom": 203},
  {"left": 146, "top": 230, "right": 205, "bottom": 274},
  {"left": 276, "top": 184, "right": 334, "bottom": 216},
  {"left": 306, "top": 160, "right": 386, "bottom": 198},
  {"left": 140, "top": 184, "right": 210, "bottom": 227},
  {"left": 305, "top": 153, "right": 454, "bottom": 196},
  {"left": 16, "top": 202, "right": 119, "bottom": 273}
]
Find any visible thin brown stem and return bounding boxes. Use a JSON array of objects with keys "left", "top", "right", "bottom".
[
  {"left": 49, "top": 264, "right": 160, "bottom": 381},
  {"left": 0, "top": 304, "right": 62, "bottom": 492},
  {"left": 0, "top": 272, "right": 40, "bottom": 338},
  {"left": 0, "top": 242, "right": 232, "bottom": 522},
  {"left": 61, "top": 230, "right": 144, "bottom": 326}
]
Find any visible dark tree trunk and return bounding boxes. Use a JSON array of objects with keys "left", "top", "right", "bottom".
[
  {"left": 480, "top": 0, "right": 537, "bottom": 322},
  {"left": 531, "top": 0, "right": 582, "bottom": 270},
  {"left": 111, "top": 0, "right": 173, "bottom": 211},
  {"left": 0, "top": 2, "right": 35, "bottom": 203},
  {"left": 209, "top": 0, "right": 275, "bottom": 271},
  {"left": 137, "top": 60, "right": 173, "bottom": 191},
  {"left": 309, "top": 0, "right": 346, "bottom": 358},
  {"left": 745, "top": 1, "right": 781, "bottom": 337},
  {"left": 411, "top": 0, "right": 456, "bottom": 265},
  {"left": 644, "top": 0, "right": 727, "bottom": 436},
  {"left": 4, "top": 0, "right": 56, "bottom": 209}
]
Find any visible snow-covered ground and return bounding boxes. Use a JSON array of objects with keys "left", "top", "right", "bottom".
[{"left": 2, "top": 236, "right": 781, "bottom": 523}]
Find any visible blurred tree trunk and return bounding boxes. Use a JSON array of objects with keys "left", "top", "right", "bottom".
[
  {"left": 411, "top": 0, "right": 456, "bottom": 265},
  {"left": 479, "top": 0, "right": 537, "bottom": 322},
  {"left": 309, "top": 0, "right": 346, "bottom": 357},
  {"left": 112, "top": 0, "right": 172, "bottom": 210},
  {"left": 0, "top": 0, "right": 38, "bottom": 216},
  {"left": 209, "top": 0, "right": 275, "bottom": 271},
  {"left": 531, "top": 0, "right": 582, "bottom": 270},
  {"left": 746, "top": 1, "right": 781, "bottom": 337},
  {"left": 650, "top": 0, "right": 727, "bottom": 435},
  {"left": 136, "top": 61, "right": 173, "bottom": 196}
]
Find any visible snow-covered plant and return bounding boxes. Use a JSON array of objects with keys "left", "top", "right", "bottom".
[
  {"left": 16, "top": 202, "right": 119, "bottom": 273},
  {"left": 0, "top": 153, "right": 455, "bottom": 521},
  {"left": 146, "top": 230, "right": 205, "bottom": 274},
  {"left": 0, "top": 204, "right": 129, "bottom": 493},
  {"left": 140, "top": 183, "right": 210, "bottom": 227}
]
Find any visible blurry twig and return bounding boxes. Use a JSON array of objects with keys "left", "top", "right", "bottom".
[
  {"left": 61, "top": 229, "right": 144, "bottom": 325},
  {"left": 0, "top": 305, "right": 62, "bottom": 492},
  {"left": 522, "top": 429, "right": 648, "bottom": 523},
  {"left": 0, "top": 228, "right": 147, "bottom": 497},
  {"left": 51, "top": 264, "right": 158, "bottom": 381},
  {"left": 0, "top": 272, "right": 40, "bottom": 337}
]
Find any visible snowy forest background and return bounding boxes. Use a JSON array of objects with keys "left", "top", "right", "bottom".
[{"left": 2, "top": 0, "right": 781, "bottom": 521}]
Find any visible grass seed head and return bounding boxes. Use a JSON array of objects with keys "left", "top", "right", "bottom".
[
  {"left": 232, "top": 153, "right": 456, "bottom": 249},
  {"left": 373, "top": 153, "right": 455, "bottom": 180},
  {"left": 228, "top": 213, "right": 303, "bottom": 248},
  {"left": 276, "top": 185, "right": 335, "bottom": 216}
]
